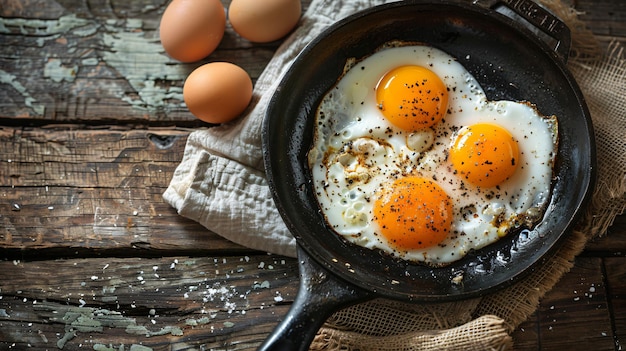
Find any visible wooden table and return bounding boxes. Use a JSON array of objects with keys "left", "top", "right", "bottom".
[{"left": 1, "top": 0, "right": 624, "bottom": 350}]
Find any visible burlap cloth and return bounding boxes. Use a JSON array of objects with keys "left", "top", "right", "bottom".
[{"left": 163, "top": 0, "right": 626, "bottom": 349}]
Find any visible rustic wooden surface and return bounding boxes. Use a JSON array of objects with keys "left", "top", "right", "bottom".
[{"left": 1, "top": 0, "right": 624, "bottom": 350}]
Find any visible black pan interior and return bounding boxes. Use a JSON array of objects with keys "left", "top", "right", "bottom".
[{"left": 263, "top": 0, "right": 595, "bottom": 301}]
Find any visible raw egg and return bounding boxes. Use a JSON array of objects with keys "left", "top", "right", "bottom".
[
  {"left": 159, "top": 0, "right": 226, "bottom": 62},
  {"left": 183, "top": 62, "right": 253, "bottom": 124},
  {"left": 228, "top": 0, "right": 301, "bottom": 43}
]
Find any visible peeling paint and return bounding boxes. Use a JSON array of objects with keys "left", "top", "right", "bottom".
[
  {"left": 3, "top": 14, "right": 187, "bottom": 115},
  {"left": 0, "top": 14, "right": 91, "bottom": 36},
  {"left": 101, "top": 26, "right": 186, "bottom": 111},
  {"left": 44, "top": 59, "right": 78, "bottom": 83},
  {"left": 0, "top": 69, "right": 45, "bottom": 115},
  {"left": 42, "top": 305, "right": 187, "bottom": 348},
  {"left": 82, "top": 57, "right": 100, "bottom": 66}
]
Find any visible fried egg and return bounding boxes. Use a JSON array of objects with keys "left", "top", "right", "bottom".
[{"left": 308, "top": 43, "right": 558, "bottom": 267}]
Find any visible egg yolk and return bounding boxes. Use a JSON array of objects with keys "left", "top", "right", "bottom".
[
  {"left": 373, "top": 177, "right": 452, "bottom": 250},
  {"left": 375, "top": 65, "right": 448, "bottom": 131},
  {"left": 450, "top": 123, "right": 520, "bottom": 188}
]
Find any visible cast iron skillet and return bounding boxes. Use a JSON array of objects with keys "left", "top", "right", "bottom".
[{"left": 260, "top": 0, "right": 595, "bottom": 350}]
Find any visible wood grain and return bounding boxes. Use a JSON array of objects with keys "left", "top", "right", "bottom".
[
  {"left": 0, "top": 255, "right": 299, "bottom": 350},
  {"left": 0, "top": 0, "right": 624, "bottom": 350}
]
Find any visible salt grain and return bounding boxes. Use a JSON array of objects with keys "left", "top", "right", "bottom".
[{"left": 274, "top": 293, "right": 284, "bottom": 302}]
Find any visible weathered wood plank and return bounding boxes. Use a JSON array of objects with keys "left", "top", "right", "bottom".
[
  {"left": 0, "top": 127, "right": 188, "bottom": 188},
  {"left": 584, "top": 215, "right": 626, "bottom": 253},
  {"left": 0, "top": 127, "right": 258, "bottom": 253},
  {"left": 0, "top": 255, "right": 299, "bottom": 350},
  {"left": 605, "top": 257, "right": 626, "bottom": 349},
  {"left": 1, "top": 0, "right": 624, "bottom": 350},
  {"left": 574, "top": 0, "right": 626, "bottom": 42},
  {"left": 0, "top": 0, "right": 302, "bottom": 123},
  {"left": 0, "top": 185, "right": 248, "bottom": 253},
  {"left": 535, "top": 257, "right": 613, "bottom": 349},
  {"left": 512, "top": 257, "right": 615, "bottom": 350}
]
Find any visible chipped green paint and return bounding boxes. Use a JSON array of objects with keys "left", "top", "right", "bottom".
[
  {"left": 44, "top": 59, "right": 78, "bottom": 83},
  {"left": 0, "top": 14, "right": 91, "bottom": 36},
  {"left": 185, "top": 316, "right": 211, "bottom": 326},
  {"left": 125, "top": 322, "right": 183, "bottom": 337},
  {"left": 1, "top": 14, "right": 187, "bottom": 116},
  {"left": 58, "top": 330, "right": 77, "bottom": 349},
  {"left": 93, "top": 345, "right": 153, "bottom": 351},
  {"left": 101, "top": 22, "right": 186, "bottom": 111},
  {"left": 129, "top": 345, "right": 154, "bottom": 351},
  {"left": 93, "top": 344, "right": 118, "bottom": 351},
  {"left": 31, "top": 303, "right": 188, "bottom": 348},
  {"left": 0, "top": 69, "right": 45, "bottom": 115},
  {"left": 253, "top": 280, "right": 271, "bottom": 289}
]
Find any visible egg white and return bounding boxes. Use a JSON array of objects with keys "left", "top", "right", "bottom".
[{"left": 308, "top": 44, "right": 558, "bottom": 266}]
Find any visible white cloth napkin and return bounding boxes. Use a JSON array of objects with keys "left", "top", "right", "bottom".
[{"left": 163, "top": 0, "right": 391, "bottom": 258}]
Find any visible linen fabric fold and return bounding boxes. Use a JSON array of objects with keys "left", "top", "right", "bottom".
[{"left": 163, "top": 0, "right": 390, "bottom": 258}]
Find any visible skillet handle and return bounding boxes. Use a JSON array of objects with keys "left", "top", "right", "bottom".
[
  {"left": 480, "top": 0, "right": 571, "bottom": 62},
  {"left": 257, "top": 245, "right": 373, "bottom": 351}
]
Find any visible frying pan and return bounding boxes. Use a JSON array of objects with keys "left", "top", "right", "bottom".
[{"left": 260, "top": 0, "right": 595, "bottom": 350}]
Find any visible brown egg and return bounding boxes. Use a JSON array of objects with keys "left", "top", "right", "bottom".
[
  {"left": 228, "top": 0, "right": 301, "bottom": 43},
  {"left": 183, "top": 62, "right": 253, "bottom": 124},
  {"left": 159, "top": 0, "right": 226, "bottom": 62}
]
